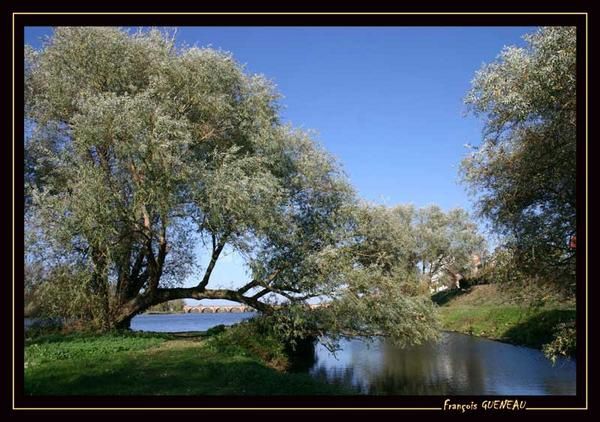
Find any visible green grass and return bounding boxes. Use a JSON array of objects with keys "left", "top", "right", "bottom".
[
  {"left": 435, "top": 285, "right": 576, "bottom": 351},
  {"left": 25, "top": 331, "right": 168, "bottom": 367},
  {"left": 438, "top": 305, "right": 575, "bottom": 349},
  {"left": 24, "top": 325, "right": 351, "bottom": 396}
]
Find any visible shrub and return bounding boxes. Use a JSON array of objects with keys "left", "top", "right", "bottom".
[
  {"left": 207, "top": 319, "right": 290, "bottom": 371},
  {"left": 543, "top": 320, "right": 576, "bottom": 364}
]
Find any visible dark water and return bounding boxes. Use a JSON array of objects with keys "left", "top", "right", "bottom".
[
  {"left": 130, "top": 313, "right": 575, "bottom": 395},
  {"left": 309, "top": 333, "right": 576, "bottom": 395}
]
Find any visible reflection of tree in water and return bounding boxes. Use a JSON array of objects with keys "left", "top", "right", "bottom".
[
  {"left": 309, "top": 334, "right": 575, "bottom": 395},
  {"left": 533, "top": 359, "right": 577, "bottom": 396},
  {"left": 310, "top": 339, "right": 377, "bottom": 394},
  {"left": 286, "top": 338, "right": 318, "bottom": 373},
  {"left": 310, "top": 365, "right": 364, "bottom": 393},
  {"left": 310, "top": 334, "right": 489, "bottom": 395},
  {"left": 367, "top": 334, "right": 489, "bottom": 394}
]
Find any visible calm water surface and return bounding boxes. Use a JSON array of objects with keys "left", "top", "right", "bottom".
[
  {"left": 309, "top": 333, "right": 576, "bottom": 395},
  {"left": 131, "top": 312, "right": 256, "bottom": 332},
  {"left": 130, "top": 313, "right": 575, "bottom": 395}
]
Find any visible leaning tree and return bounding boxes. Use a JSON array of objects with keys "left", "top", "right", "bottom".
[{"left": 25, "top": 27, "right": 438, "bottom": 342}]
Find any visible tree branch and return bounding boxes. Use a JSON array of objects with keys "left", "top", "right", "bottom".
[
  {"left": 155, "top": 216, "right": 168, "bottom": 284},
  {"left": 237, "top": 269, "right": 282, "bottom": 295},
  {"left": 197, "top": 233, "right": 228, "bottom": 290},
  {"left": 238, "top": 279, "right": 260, "bottom": 294},
  {"left": 251, "top": 289, "right": 271, "bottom": 300},
  {"left": 130, "top": 247, "right": 146, "bottom": 282}
]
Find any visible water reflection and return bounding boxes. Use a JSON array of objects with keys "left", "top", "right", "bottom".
[
  {"left": 129, "top": 313, "right": 576, "bottom": 395},
  {"left": 309, "top": 332, "right": 576, "bottom": 395}
]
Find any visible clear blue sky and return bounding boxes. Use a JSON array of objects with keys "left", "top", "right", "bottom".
[{"left": 25, "top": 26, "right": 535, "bottom": 304}]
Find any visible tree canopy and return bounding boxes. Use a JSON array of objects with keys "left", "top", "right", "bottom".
[
  {"left": 461, "top": 27, "right": 576, "bottom": 287},
  {"left": 27, "top": 28, "right": 479, "bottom": 346},
  {"left": 25, "top": 27, "right": 349, "bottom": 329},
  {"left": 351, "top": 204, "right": 485, "bottom": 291},
  {"left": 24, "top": 27, "right": 499, "bottom": 351}
]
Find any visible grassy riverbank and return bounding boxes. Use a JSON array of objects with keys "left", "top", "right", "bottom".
[
  {"left": 434, "top": 284, "right": 576, "bottom": 351},
  {"left": 24, "top": 323, "right": 349, "bottom": 395}
]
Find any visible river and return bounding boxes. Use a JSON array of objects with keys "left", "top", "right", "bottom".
[
  {"left": 131, "top": 312, "right": 257, "bottom": 332},
  {"left": 130, "top": 312, "right": 576, "bottom": 395}
]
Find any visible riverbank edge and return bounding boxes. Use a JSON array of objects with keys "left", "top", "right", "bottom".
[{"left": 436, "top": 301, "right": 576, "bottom": 354}]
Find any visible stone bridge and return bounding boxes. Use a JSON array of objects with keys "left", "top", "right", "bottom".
[
  {"left": 182, "top": 303, "right": 326, "bottom": 314},
  {"left": 182, "top": 305, "right": 253, "bottom": 313}
]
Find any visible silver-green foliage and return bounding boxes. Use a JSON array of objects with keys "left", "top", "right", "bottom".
[
  {"left": 543, "top": 321, "right": 576, "bottom": 364},
  {"left": 25, "top": 27, "right": 350, "bottom": 327},
  {"left": 351, "top": 204, "right": 485, "bottom": 291},
  {"left": 461, "top": 27, "right": 576, "bottom": 286},
  {"left": 25, "top": 27, "right": 442, "bottom": 344},
  {"left": 307, "top": 203, "right": 484, "bottom": 347}
]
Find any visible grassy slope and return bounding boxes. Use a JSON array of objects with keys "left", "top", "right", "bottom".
[
  {"left": 24, "top": 327, "right": 350, "bottom": 396},
  {"left": 434, "top": 284, "right": 576, "bottom": 350}
]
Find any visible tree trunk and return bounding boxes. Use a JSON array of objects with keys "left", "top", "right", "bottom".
[
  {"left": 90, "top": 256, "right": 111, "bottom": 331},
  {"left": 115, "top": 313, "right": 134, "bottom": 330}
]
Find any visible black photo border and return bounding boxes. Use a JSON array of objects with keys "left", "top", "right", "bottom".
[{"left": 3, "top": 2, "right": 591, "bottom": 415}]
